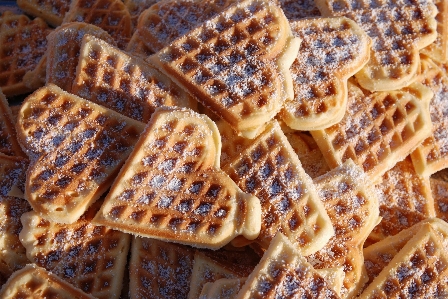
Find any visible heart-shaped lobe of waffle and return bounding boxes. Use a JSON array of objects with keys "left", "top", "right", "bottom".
[
  {"left": 0, "top": 89, "right": 24, "bottom": 157},
  {"left": 281, "top": 17, "right": 371, "bottom": 131},
  {"left": 311, "top": 82, "right": 433, "bottom": 181},
  {"left": 309, "top": 160, "right": 379, "bottom": 297},
  {"left": 16, "top": 84, "right": 145, "bottom": 224},
  {"left": 150, "top": 0, "right": 300, "bottom": 138},
  {"left": 46, "top": 22, "right": 115, "bottom": 93},
  {"left": 223, "top": 121, "right": 333, "bottom": 255},
  {"left": 72, "top": 35, "right": 195, "bottom": 123},
  {"left": 315, "top": 0, "right": 438, "bottom": 91},
  {"left": 17, "top": 0, "right": 71, "bottom": 27},
  {"left": 19, "top": 207, "right": 131, "bottom": 299},
  {"left": 421, "top": 0, "right": 448, "bottom": 63},
  {"left": 0, "top": 12, "right": 51, "bottom": 97},
  {"left": 94, "top": 107, "right": 261, "bottom": 249}
]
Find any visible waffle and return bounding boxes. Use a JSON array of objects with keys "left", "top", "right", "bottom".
[
  {"left": 149, "top": 0, "right": 300, "bottom": 138},
  {"left": 19, "top": 206, "right": 131, "bottom": 299},
  {"left": 0, "top": 89, "right": 24, "bottom": 157},
  {"left": 46, "top": 22, "right": 115, "bottom": 93},
  {"left": 199, "top": 278, "right": 246, "bottom": 299},
  {"left": 17, "top": 0, "right": 71, "bottom": 27},
  {"left": 308, "top": 160, "right": 379, "bottom": 297},
  {"left": 315, "top": 0, "right": 438, "bottom": 91},
  {"left": 22, "top": 54, "right": 46, "bottom": 91},
  {"left": 93, "top": 107, "right": 261, "bottom": 249},
  {"left": 0, "top": 264, "right": 96, "bottom": 299},
  {"left": 235, "top": 233, "right": 340, "bottom": 299},
  {"left": 223, "top": 120, "right": 333, "bottom": 255},
  {"left": 0, "top": 153, "right": 27, "bottom": 199},
  {"left": 279, "top": 0, "right": 321, "bottom": 20},
  {"left": 129, "top": 236, "right": 195, "bottom": 299},
  {"left": 431, "top": 178, "right": 448, "bottom": 223},
  {"left": 16, "top": 84, "right": 145, "bottom": 224},
  {"left": 311, "top": 82, "right": 433, "bottom": 181},
  {"left": 316, "top": 267, "right": 345, "bottom": 297},
  {"left": 421, "top": 0, "right": 448, "bottom": 63},
  {"left": 0, "top": 12, "right": 51, "bottom": 97},
  {"left": 280, "top": 17, "right": 371, "bottom": 131},
  {"left": 124, "top": 0, "right": 161, "bottom": 28},
  {"left": 72, "top": 34, "right": 195, "bottom": 123},
  {"left": 411, "top": 56, "right": 448, "bottom": 176},
  {"left": 62, "top": 0, "right": 132, "bottom": 49}
]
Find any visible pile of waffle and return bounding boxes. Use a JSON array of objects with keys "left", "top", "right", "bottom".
[{"left": 0, "top": 0, "right": 447, "bottom": 297}]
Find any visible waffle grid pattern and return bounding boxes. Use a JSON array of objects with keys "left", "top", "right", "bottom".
[
  {"left": 430, "top": 178, "right": 448, "bottom": 223},
  {"left": 421, "top": 0, "right": 448, "bottom": 63},
  {"left": 279, "top": 0, "right": 321, "bottom": 20},
  {"left": 0, "top": 92, "right": 23, "bottom": 157},
  {"left": 0, "top": 155, "right": 27, "bottom": 197},
  {"left": 17, "top": 0, "right": 71, "bottom": 26}
]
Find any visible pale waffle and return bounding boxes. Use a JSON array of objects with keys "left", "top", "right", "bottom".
[
  {"left": 124, "top": 0, "right": 161, "bottom": 28},
  {"left": 430, "top": 178, "right": 448, "bottom": 222},
  {"left": 223, "top": 120, "right": 334, "bottom": 255},
  {"left": 0, "top": 89, "right": 24, "bottom": 157},
  {"left": 315, "top": 0, "right": 438, "bottom": 91},
  {"left": 421, "top": 0, "right": 448, "bottom": 63},
  {"left": 46, "top": 22, "right": 115, "bottom": 93},
  {"left": 361, "top": 219, "right": 448, "bottom": 298},
  {"left": 62, "top": 0, "right": 132, "bottom": 49},
  {"left": 72, "top": 34, "right": 195, "bottom": 123},
  {"left": 280, "top": 17, "right": 371, "bottom": 131},
  {"left": 316, "top": 267, "right": 345, "bottom": 297},
  {"left": 235, "top": 233, "right": 340, "bottom": 299},
  {"left": 149, "top": 0, "right": 300, "bottom": 138},
  {"left": 129, "top": 236, "right": 195, "bottom": 299},
  {"left": 309, "top": 160, "right": 379, "bottom": 297},
  {"left": 0, "top": 264, "right": 96, "bottom": 299},
  {"left": 411, "top": 56, "right": 448, "bottom": 176},
  {"left": 17, "top": 0, "right": 71, "bottom": 27},
  {"left": 15, "top": 84, "right": 145, "bottom": 224},
  {"left": 126, "top": 0, "right": 236, "bottom": 56},
  {"left": 93, "top": 107, "right": 262, "bottom": 249},
  {"left": 19, "top": 206, "right": 131, "bottom": 299},
  {"left": 0, "top": 12, "right": 51, "bottom": 97},
  {"left": 367, "top": 157, "right": 435, "bottom": 246},
  {"left": 310, "top": 82, "right": 433, "bottom": 181},
  {"left": 199, "top": 278, "right": 246, "bottom": 299},
  {"left": 279, "top": 0, "right": 321, "bottom": 21}
]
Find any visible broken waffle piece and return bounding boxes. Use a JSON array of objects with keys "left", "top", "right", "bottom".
[
  {"left": 17, "top": 0, "right": 71, "bottom": 27},
  {"left": 315, "top": 0, "right": 438, "bottom": 91},
  {"left": 16, "top": 84, "right": 145, "bottom": 224},
  {"left": 93, "top": 107, "right": 262, "bottom": 249},
  {"left": 281, "top": 16, "right": 371, "bottom": 130},
  {"left": 0, "top": 89, "right": 24, "bottom": 157},
  {"left": 149, "top": 0, "right": 300, "bottom": 138},
  {"left": 421, "top": 0, "right": 448, "bottom": 63}
]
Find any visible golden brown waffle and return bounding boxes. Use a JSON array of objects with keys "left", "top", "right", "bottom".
[
  {"left": 0, "top": 153, "right": 27, "bottom": 199},
  {"left": 72, "top": 35, "right": 195, "bottom": 123},
  {"left": 199, "top": 278, "right": 246, "bottom": 299},
  {"left": 421, "top": 0, "right": 448, "bottom": 63},
  {"left": 0, "top": 89, "right": 24, "bottom": 157},
  {"left": 280, "top": 17, "right": 371, "bottom": 130},
  {"left": 22, "top": 54, "right": 46, "bottom": 91},
  {"left": 223, "top": 120, "right": 333, "bottom": 255},
  {"left": 16, "top": 84, "right": 145, "bottom": 224},
  {"left": 129, "top": 236, "right": 195, "bottom": 299},
  {"left": 17, "top": 0, "right": 71, "bottom": 27},
  {"left": 149, "top": 0, "right": 300, "bottom": 138},
  {"left": 411, "top": 56, "right": 448, "bottom": 176},
  {"left": 309, "top": 160, "right": 379, "bottom": 297},
  {"left": 235, "top": 233, "right": 340, "bottom": 299},
  {"left": 124, "top": 0, "right": 160, "bottom": 28},
  {"left": 311, "top": 82, "right": 433, "bottom": 181},
  {"left": 0, "top": 264, "right": 96, "bottom": 299},
  {"left": 315, "top": 0, "right": 438, "bottom": 91},
  {"left": 367, "top": 157, "right": 435, "bottom": 245},
  {"left": 430, "top": 178, "right": 448, "bottom": 222},
  {"left": 0, "top": 12, "right": 51, "bottom": 97},
  {"left": 19, "top": 207, "right": 131, "bottom": 299},
  {"left": 63, "top": 0, "right": 132, "bottom": 49},
  {"left": 279, "top": 0, "right": 321, "bottom": 20},
  {"left": 93, "top": 107, "right": 261, "bottom": 249},
  {"left": 46, "top": 22, "right": 115, "bottom": 93}
]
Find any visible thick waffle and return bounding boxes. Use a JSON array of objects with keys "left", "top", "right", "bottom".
[
  {"left": 93, "top": 107, "right": 261, "bottom": 249},
  {"left": 279, "top": 0, "right": 321, "bottom": 20},
  {"left": 411, "top": 56, "right": 448, "bottom": 176},
  {"left": 149, "top": 0, "right": 300, "bottom": 138},
  {"left": 0, "top": 12, "right": 51, "bottom": 97},
  {"left": 129, "top": 236, "right": 195, "bottom": 299},
  {"left": 315, "top": 0, "right": 438, "bottom": 91},
  {"left": 0, "top": 264, "right": 96, "bottom": 299},
  {"left": 17, "top": 0, "right": 71, "bottom": 27},
  {"left": 235, "top": 233, "right": 340, "bottom": 299},
  {"left": 19, "top": 207, "right": 131, "bottom": 299},
  {"left": 72, "top": 35, "right": 195, "bottom": 123},
  {"left": 309, "top": 160, "right": 379, "bottom": 297},
  {"left": 199, "top": 278, "right": 246, "bottom": 299},
  {"left": 62, "top": 0, "right": 132, "bottom": 49},
  {"left": 281, "top": 17, "right": 371, "bottom": 130},
  {"left": 46, "top": 22, "right": 115, "bottom": 93},
  {"left": 311, "top": 82, "right": 433, "bottom": 181},
  {"left": 223, "top": 120, "right": 333, "bottom": 255},
  {"left": 0, "top": 89, "right": 24, "bottom": 157},
  {"left": 367, "top": 157, "right": 435, "bottom": 245},
  {"left": 16, "top": 84, "right": 145, "bottom": 224},
  {"left": 421, "top": 0, "right": 448, "bottom": 63},
  {"left": 430, "top": 178, "right": 448, "bottom": 222}
]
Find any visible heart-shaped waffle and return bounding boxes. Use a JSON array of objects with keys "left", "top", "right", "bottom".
[
  {"left": 0, "top": 89, "right": 24, "bottom": 157},
  {"left": 16, "top": 84, "right": 145, "bottom": 224},
  {"left": 93, "top": 107, "right": 261, "bottom": 249},
  {"left": 315, "top": 0, "right": 438, "bottom": 91},
  {"left": 149, "top": 0, "right": 300, "bottom": 138}
]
